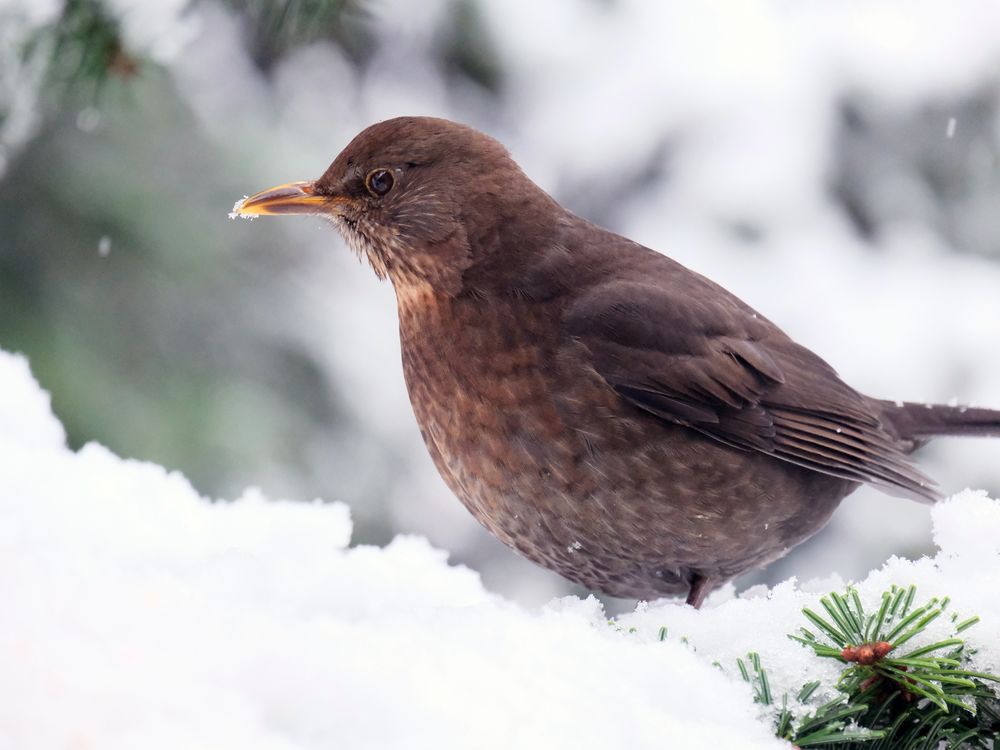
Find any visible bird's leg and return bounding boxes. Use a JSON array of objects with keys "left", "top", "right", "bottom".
[{"left": 686, "top": 573, "right": 714, "bottom": 609}]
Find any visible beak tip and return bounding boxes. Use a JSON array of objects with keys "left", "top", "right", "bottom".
[
  {"left": 230, "top": 181, "right": 326, "bottom": 219},
  {"left": 228, "top": 195, "right": 257, "bottom": 220}
]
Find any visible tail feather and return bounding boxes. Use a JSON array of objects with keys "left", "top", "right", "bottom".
[{"left": 882, "top": 401, "right": 1000, "bottom": 441}]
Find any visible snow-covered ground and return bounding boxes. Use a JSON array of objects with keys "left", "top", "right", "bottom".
[{"left": 3, "top": 348, "right": 999, "bottom": 749}]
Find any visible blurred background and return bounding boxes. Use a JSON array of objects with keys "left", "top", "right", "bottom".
[{"left": 2, "top": 0, "right": 999, "bottom": 609}]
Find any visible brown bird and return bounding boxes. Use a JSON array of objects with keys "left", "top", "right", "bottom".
[{"left": 236, "top": 116, "right": 1000, "bottom": 608}]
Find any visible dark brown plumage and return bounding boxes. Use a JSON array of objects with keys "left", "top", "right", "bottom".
[{"left": 237, "top": 116, "right": 1000, "bottom": 607}]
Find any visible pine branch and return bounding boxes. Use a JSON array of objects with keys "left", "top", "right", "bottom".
[
  {"left": 33, "top": 0, "right": 139, "bottom": 97},
  {"left": 20, "top": 0, "right": 371, "bottom": 99},
  {"left": 222, "top": 0, "right": 372, "bottom": 72},
  {"left": 737, "top": 584, "right": 1000, "bottom": 749}
]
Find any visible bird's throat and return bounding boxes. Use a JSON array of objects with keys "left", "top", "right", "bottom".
[{"left": 394, "top": 276, "right": 443, "bottom": 314}]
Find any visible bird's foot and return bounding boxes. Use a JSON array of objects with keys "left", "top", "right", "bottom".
[{"left": 685, "top": 574, "right": 714, "bottom": 609}]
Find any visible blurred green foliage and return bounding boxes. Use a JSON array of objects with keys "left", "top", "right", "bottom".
[
  {"left": 224, "top": 0, "right": 374, "bottom": 70},
  {"left": 0, "top": 0, "right": 505, "bottom": 539},
  {"left": 39, "top": 0, "right": 137, "bottom": 93},
  {"left": 0, "top": 72, "right": 347, "bottom": 495}
]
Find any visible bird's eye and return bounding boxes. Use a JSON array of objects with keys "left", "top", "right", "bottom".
[{"left": 365, "top": 168, "right": 394, "bottom": 197}]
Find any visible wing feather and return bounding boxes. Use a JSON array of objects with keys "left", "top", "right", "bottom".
[{"left": 563, "top": 279, "right": 939, "bottom": 500}]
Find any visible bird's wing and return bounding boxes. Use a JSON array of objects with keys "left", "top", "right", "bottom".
[{"left": 562, "top": 278, "right": 938, "bottom": 500}]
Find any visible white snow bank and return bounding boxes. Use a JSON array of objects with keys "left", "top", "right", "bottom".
[{"left": 1, "top": 348, "right": 998, "bottom": 749}]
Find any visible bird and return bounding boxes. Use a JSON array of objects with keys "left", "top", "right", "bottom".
[{"left": 234, "top": 116, "right": 1000, "bottom": 608}]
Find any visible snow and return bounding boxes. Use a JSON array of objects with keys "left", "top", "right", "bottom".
[
  {"left": 3, "top": 349, "right": 1000, "bottom": 749},
  {"left": 0, "top": 351, "right": 65, "bottom": 453},
  {"left": 229, "top": 195, "right": 251, "bottom": 220},
  {"left": 76, "top": 107, "right": 103, "bottom": 134}
]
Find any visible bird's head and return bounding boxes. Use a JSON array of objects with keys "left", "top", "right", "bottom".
[{"left": 237, "top": 116, "right": 556, "bottom": 296}]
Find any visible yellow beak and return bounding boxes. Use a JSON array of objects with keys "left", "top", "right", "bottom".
[{"left": 234, "top": 181, "right": 334, "bottom": 217}]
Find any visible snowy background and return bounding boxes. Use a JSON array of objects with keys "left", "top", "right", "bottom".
[
  {"left": 4, "top": 1, "right": 1000, "bottom": 746},
  {"left": 2, "top": 0, "right": 1000, "bottom": 618}
]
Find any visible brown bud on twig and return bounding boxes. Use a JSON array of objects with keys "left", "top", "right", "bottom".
[
  {"left": 873, "top": 641, "right": 894, "bottom": 659},
  {"left": 856, "top": 644, "right": 876, "bottom": 664},
  {"left": 107, "top": 42, "right": 139, "bottom": 78},
  {"left": 840, "top": 645, "right": 859, "bottom": 661},
  {"left": 840, "top": 640, "right": 893, "bottom": 664}
]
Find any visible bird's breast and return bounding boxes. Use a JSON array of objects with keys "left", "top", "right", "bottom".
[{"left": 395, "top": 285, "right": 581, "bottom": 541}]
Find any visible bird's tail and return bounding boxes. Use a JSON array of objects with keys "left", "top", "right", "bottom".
[{"left": 882, "top": 401, "right": 1000, "bottom": 442}]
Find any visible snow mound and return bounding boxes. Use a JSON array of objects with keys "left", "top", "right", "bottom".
[
  {"left": 1, "top": 349, "right": 998, "bottom": 749},
  {"left": 0, "top": 350, "right": 65, "bottom": 452}
]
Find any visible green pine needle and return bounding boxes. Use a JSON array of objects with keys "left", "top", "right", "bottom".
[{"left": 730, "top": 584, "right": 1000, "bottom": 748}]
